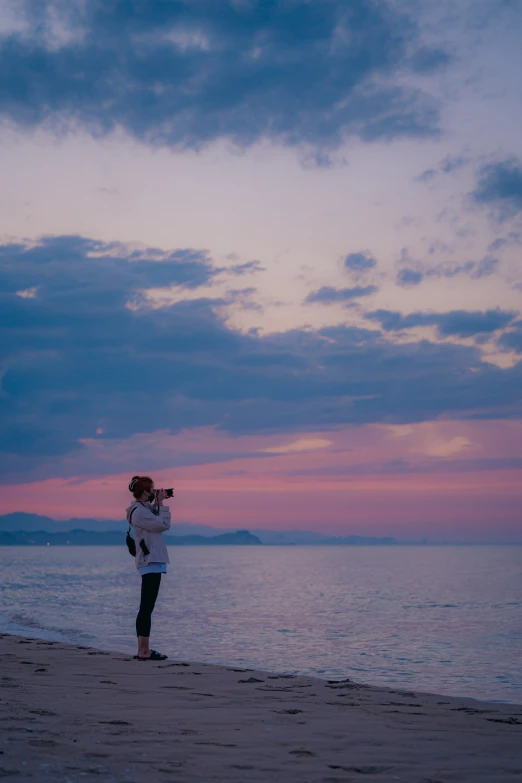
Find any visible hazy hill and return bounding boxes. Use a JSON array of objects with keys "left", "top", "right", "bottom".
[
  {"left": 166, "top": 530, "right": 261, "bottom": 546},
  {"left": 0, "top": 513, "right": 402, "bottom": 545},
  {"left": 0, "top": 528, "right": 261, "bottom": 547},
  {"left": 0, "top": 513, "right": 222, "bottom": 536},
  {"left": 0, "top": 513, "right": 123, "bottom": 533}
]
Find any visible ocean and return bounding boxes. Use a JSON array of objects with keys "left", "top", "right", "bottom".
[{"left": 1, "top": 544, "right": 521, "bottom": 703}]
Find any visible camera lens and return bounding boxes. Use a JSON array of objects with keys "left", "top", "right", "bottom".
[{"left": 165, "top": 488, "right": 174, "bottom": 498}]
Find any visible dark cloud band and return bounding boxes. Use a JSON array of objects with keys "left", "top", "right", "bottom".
[
  {"left": 0, "top": 0, "right": 444, "bottom": 151},
  {"left": 366, "top": 308, "right": 516, "bottom": 337},
  {"left": 1, "top": 234, "right": 522, "bottom": 481}
]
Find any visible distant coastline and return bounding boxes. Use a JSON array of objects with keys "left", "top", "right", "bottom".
[
  {"left": 1, "top": 513, "right": 520, "bottom": 545},
  {"left": 0, "top": 527, "right": 405, "bottom": 547},
  {"left": 0, "top": 512, "right": 403, "bottom": 546},
  {"left": 0, "top": 528, "right": 262, "bottom": 547},
  {"left": 0, "top": 512, "right": 406, "bottom": 547}
]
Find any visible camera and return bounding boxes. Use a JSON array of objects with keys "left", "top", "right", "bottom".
[{"left": 151, "top": 487, "right": 174, "bottom": 502}]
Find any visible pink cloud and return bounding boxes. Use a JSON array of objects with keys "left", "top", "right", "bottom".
[{"left": 2, "top": 419, "right": 522, "bottom": 541}]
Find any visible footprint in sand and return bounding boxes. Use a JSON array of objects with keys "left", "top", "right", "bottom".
[
  {"left": 328, "top": 764, "right": 391, "bottom": 774},
  {"left": 28, "top": 740, "right": 58, "bottom": 747}
]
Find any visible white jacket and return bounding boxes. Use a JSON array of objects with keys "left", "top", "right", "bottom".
[{"left": 126, "top": 501, "right": 171, "bottom": 570}]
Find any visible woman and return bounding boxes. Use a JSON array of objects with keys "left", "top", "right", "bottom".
[{"left": 126, "top": 475, "right": 171, "bottom": 661}]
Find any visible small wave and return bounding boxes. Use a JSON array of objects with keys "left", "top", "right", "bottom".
[{"left": 0, "top": 612, "right": 94, "bottom": 644}]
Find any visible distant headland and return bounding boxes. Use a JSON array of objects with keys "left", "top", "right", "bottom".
[
  {"left": 0, "top": 526, "right": 261, "bottom": 547},
  {"left": 1, "top": 512, "right": 410, "bottom": 546}
]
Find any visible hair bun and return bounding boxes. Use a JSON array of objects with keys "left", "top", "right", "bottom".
[{"left": 128, "top": 475, "right": 140, "bottom": 492}]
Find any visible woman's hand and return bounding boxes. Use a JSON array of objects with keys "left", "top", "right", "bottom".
[{"left": 156, "top": 489, "right": 167, "bottom": 504}]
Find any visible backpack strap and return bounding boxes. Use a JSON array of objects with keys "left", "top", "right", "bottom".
[{"left": 127, "top": 504, "right": 138, "bottom": 532}]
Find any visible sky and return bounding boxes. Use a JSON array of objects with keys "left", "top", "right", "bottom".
[{"left": 1, "top": 0, "right": 522, "bottom": 541}]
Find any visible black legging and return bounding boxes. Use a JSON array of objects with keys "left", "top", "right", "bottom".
[{"left": 136, "top": 573, "right": 162, "bottom": 637}]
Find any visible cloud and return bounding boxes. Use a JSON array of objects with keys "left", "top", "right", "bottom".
[
  {"left": 440, "top": 153, "right": 469, "bottom": 174},
  {"left": 415, "top": 153, "right": 470, "bottom": 183},
  {"left": 260, "top": 438, "right": 333, "bottom": 454},
  {"left": 222, "top": 286, "right": 262, "bottom": 312},
  {"left": 466, "top": 256, "right": 499, "bottom": 279},
  {"left": 222, "top": 260, "right": 265, "bottom": 276},
  {"left": 416, "top": 168, "right": 437, "bottom": 184},
  {"left": 488, "top": 232, "right": 522, "bottom": 252},
  {"left": 366, "top": 308, "right": 516, "bottom": 337},
  {"left": 0, "top": 235, "right": 217, "bottom": 296},
  {"left": 397, "top": 268, "right": 424, "bottom": 286},
  {"left": 16, "top": 286, "right": 38, "bottom": 299},
  {"left": 285, "top": 456, "right": 522, "bottom": 477},
  {"left": 498, "top": 321, "right": 522, "bottom": 353},
  {"left": 382, "top": 424, "right": 415, "bottom": 438},
  {"left": 305, "top": 285, "right": 378, "bottom": 304},
  {"left": 396, "top": 255, "right": 498, "bottom": 287},
  {"left": 471, "top": 158, "right": 522, "bottom": 220},
  {"left": 418, "top": 436, "right": 473, "bottom": 457},
  {"left": 343, "top": 252, "right": 377, "bottom": 272},
  {"left": 1, "top": 234, "right": 522, "bottom": 480},
  {"left": 0, "top": 0, "right": 445, "bottom": 152}
]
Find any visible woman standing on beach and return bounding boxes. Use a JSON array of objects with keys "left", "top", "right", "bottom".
[{"left": 126, "top": 476, "right": 171, "bottom": 661}]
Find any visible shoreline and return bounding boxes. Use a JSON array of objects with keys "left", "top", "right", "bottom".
[
  {"left": 1, "top": 633, "right": 522, "bottom": 782},
  {"left": 0, "top": 626, "right": 522, "bottom": 710},
  {"left": 2, "top": 625, "right": 519, "bottom": 708}
]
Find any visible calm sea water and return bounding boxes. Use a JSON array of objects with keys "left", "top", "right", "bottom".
[{"left": 1, "top": 545, "right": 521, "bottom": 703}]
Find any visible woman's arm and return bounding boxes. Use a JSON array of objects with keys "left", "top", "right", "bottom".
[{"left": 133, "top": 504, "right": 171, "bottom": 533}]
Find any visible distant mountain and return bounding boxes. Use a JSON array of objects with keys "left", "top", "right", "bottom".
[
  {"left": 0, "top": 513, "right": 403, "bottom": 545},
  {"left": 0, "top": 513, "right": 122, "bottom": 533},
  {"left": 166, "top": 530, "right": 261, "bottom": 546},
  {"left": 0, "top": 513, "right": 220, "bottom": 536},
  {"left": 0, "top": 528, "right": 262, "bottom": 547}
]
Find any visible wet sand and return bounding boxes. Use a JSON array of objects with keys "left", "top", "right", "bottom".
[{"left": 1, "top": 632, "right": 521, "bottom": 782}]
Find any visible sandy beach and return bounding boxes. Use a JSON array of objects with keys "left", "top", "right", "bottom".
[{"left": 1, "top": 633, "right": 521, "bottom": 782}]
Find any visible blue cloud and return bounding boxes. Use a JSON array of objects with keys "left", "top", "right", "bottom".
[
  {"left": 488, "top": 232, "right": 522, "bottom": 252},
  {"left": 468, "top": 256, "right": 499, "bottom": 279},
  {"left": 0, "top": 1, "right": 444, "bottom": 151},
  {"left": 286, "top": 456, "right": 522, "bottom": 477},
  {"left": 1, "top": 235, "right": 522, "bottom": 481},
  {"left": 415, "top": 153, "right": 470, "bottom": 184},
  {"left": 343, "top": 252, "right": 377, "bottom": 272},
  {"left": 0, "top": 235, "right": 216, "bottom": 297},
  {"left": 367, "top": 308, "right": 516, "bottom": 337},
  {"left": 396, "top": 255, "right": 498, "bottom": 287},
  {"left": 440, "top": 153, "right": 469, "bottom": 174},
  {"left": 305, "top": 285, "right": 378, "bottom": 304},
  {"left": 416, "top": 168, "right": 437, "bottom": 183},
  {"left": 224, "top": 260, "right": 265, "bottom": 276},
  {"left": 397, "top": 268, "right": 423, "bottom": 286},
  {"left": 471, "top": 158, "right": 522, "bottom": 220},
  {"left": 498, "top": 321, "right": 522, "bottom": 353}
]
